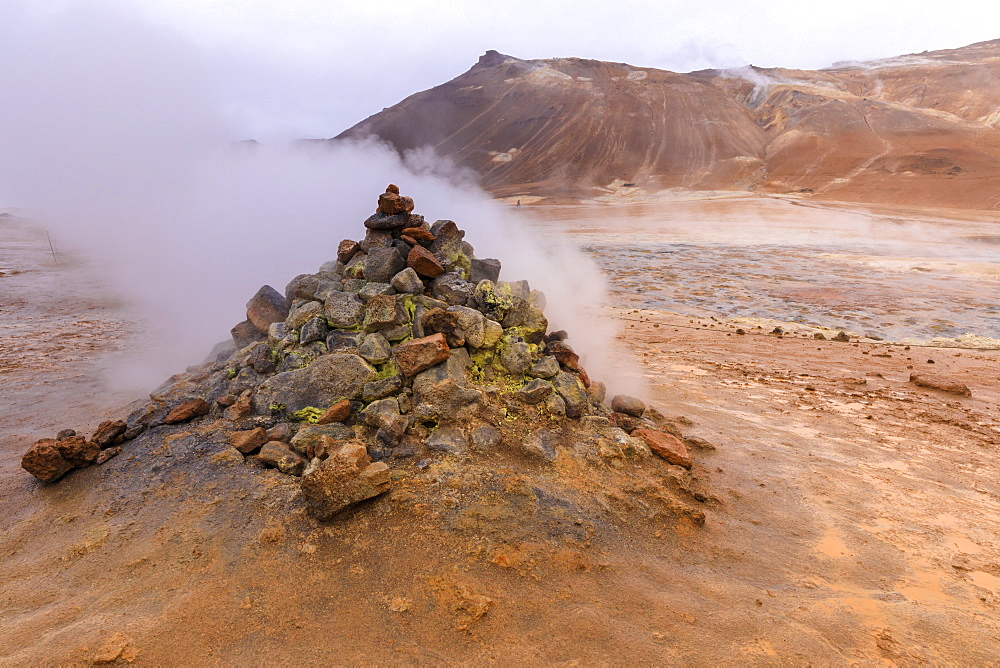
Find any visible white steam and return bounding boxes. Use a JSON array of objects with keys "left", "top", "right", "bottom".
[{"left": 0, "top": 1, "right": 636, "bottom": 397}]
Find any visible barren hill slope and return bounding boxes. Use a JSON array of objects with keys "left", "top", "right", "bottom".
[{"left": 338, "top": 43, "right": 1000, "bottom": 210}]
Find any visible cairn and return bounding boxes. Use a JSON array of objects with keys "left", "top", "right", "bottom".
[{"left": 22, "top": 186, "right": 694, "bottom": 520}]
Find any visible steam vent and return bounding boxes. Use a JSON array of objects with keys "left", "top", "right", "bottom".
[{"left": 22, "top": 186, "right": 701, "bottom": 523}]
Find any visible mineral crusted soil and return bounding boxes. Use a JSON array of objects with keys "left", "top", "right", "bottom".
[{"left": 2, "top": 198, "right": 1000, "bottom": 664}]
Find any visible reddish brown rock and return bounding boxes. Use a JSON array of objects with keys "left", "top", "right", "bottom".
[
  {"left": 300, "top": 441, "right": 392, "bottom": 519},
  {"left": 378, "top": 192, "right": 405, "bottom": 214},
  {"left": 400, "top": 234, "right": 418, "bottom": 247},
  {"left": 385, "top": 183, "right": 399, "bottom": 194},
  {"left": 91, "top": 420, "right": 127, "bottom": 448},
  {"left": 22, "top": 439, "right": 75, "bottom": 482},
  {"left": 402, "top": 226, "right": 435, "bottom": 242},
  {"left": 229, "top": 427, "right": 269, "bottom": 454},
  {"left": 399, "top": 195, "right": 415, "bottom": 213},
  {"left": 223, "top": 392, "right": 252, "bottom": 420},
  {"left": 633, "top": 429, "right": 692, "bottom": 469},
  {"left": 216, "top": 394, "right": 236, "bottom": 408},
  {"left": 392, "top": 333, "right": 450, "bottom": 376},
  {"left": 546, "top": 340, "right": 581, "bottom": 371},
  {"left": 407, "top": 245, "right": 444, "bottom": 278},
  {"left": 246, "top": 285, "right": 289, "bottom": 333},
  {"left": 337, "top": 239, "right": 360, "bottom": 264},
  {"left": 164, "top": 398, "right": 210, "bottom": 424},
  {"left": 316, "top": 399, "right": 352, "bottom": 425},
  {"left": 909, "top": 373, "right": 972, "bottom": 396}
]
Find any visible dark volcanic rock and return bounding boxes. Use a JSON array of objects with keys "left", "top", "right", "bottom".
[
  {"left": 364, "top": 248, "right": 406, "bottom": 284},
  {"left": 231, "top": 319, "right": 265, "bottom": 348},
  {"left": 254, "top": 354, "right": 375, "bottom": 414}
]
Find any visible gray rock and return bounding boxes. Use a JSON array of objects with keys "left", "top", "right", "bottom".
[
  {"left": 501, "top": 299, "right": 548, "bottom": 343},
  {"left": 411, "top": 357, "right": 484, "bottom": 423},
  {"left": 427, "top": 426, "right": 468, "bottom": 455},
  {"left": 247, "top": 342, "right": 277, "bottom": 374},
  {"left": 300, "top": 317, "right": 328, "bottom": 345},
  {"left": 390, "top": 267, "right": 424, "bottom": 295},
  {"left": 326, "top": 330, "right": 363, "bottom": 354},
  {"left": 517, "top": 378, "right": 554, "bottom": 404},
  {"left": 231, "top": 319, "right": 265, "bottom": 349},
  {"left": 314, "top": 279, "right": 344, "bottom": 302},
  {"left": 361, "top": 398, "right": 408, "bottom": 445},
  {"left": 363, "top": 375, "right": 403, "bottom": 402},
  {"left": 431, "top": 272, "right": 474, "bottom": 306},
  {"left": 528, "top": 356, "right": 560, "bottom": 378},
  {"left": 501, "top": 341, "right": 532, "bottom": 375},
  {"left": 364, "top": 248, "right": 406, "bottom": 284},
  {"left": 318, "top": 260, "right": 340, "bottom": 274},
  {"left": 343, "top": 252, "right": 367, "bottom": 279},
  {"left": 364, "top": 212, "right": 409, "bottom": 230},
  {"left": 286, "top": 301, "right": 324, "bottom": 330},
  {"left": 359, "top": 333, "right": 391, "bottom": 364},
  {"left": 470, "top": 258, "right": 501, "bottom": 284},
  {"left": 545, "top": 393, "right": 566, "bottom": 416},
  {"left": 381, "top": 323, "right": 413, "bottom": 342},
  {"left": 446, "top": 305, "right": 487, "bottom": 348},
  {"left": 290, "top": 423, "right": 354, "bottom": 455},
  {"left": 363, "top": 294, "right": 405, "bottom": 332},
  {"left": 342, "top": 278, "right": 367, "bottom": 294},
  {"left": 267, "top": 322, "right": 287, "bottom": 344},
  {"left": 284, "top": 273, "right": 315, "bottom": 304},
  {"left": 324, "top": 292, "right": 363, "bottom": 328},
  {"left": 499, "top": 280, "right": 531, "bottom": 301},
  {"left": 469, "top": 425, "right": 502, "bottom": 451},
  {"left": 359, "top": 229, "right": 393, "bottom": 253},
  {"left": 552, "top": 372, "right": 590, "bottom": 418},
  {"left": 254, "top": 354, "right": 374, "bottom": 414},
  {"left": 588, "top": 381, "right": 607, "bottom": 405},
  {"left": 358, "top": 282, "right": 395, "bottom": 301},
  {"left": 611, "top": 394, "right": 645, "bottom": 417},
  {"left": 522, "top": 429, "right": 559, "bottom": 461}
]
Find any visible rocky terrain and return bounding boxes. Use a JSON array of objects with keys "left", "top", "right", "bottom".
[
  {"left": 2, "top": 195, "right": 998, "bottom": 663},
  {"left": 338, "top": 41, "right": 1000, "bottom": 210}
]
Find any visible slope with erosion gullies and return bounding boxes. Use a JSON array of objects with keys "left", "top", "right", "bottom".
[
  {"left": 338, "top": 42, "right": 1000, "bottom": 210},
  {"left": 336, "top": 51, "right": 768, "bottom": 200}
]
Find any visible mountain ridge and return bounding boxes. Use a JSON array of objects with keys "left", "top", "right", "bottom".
[{"left": 336, "top": 41, "right": 1000, "bottom": 210}]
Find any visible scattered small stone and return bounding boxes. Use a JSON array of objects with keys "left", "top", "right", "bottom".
[
  {"left": 833, "top": 331, "right": 851, "bottom": 342},
  {"left": 316, "top": 399, "right": 352, "bottom": 425},
  {"left": 257, "top": 441, "right": 306, "bottom": 475},
  {"left": 633, "top": 429, "right": 692, "bottom": 469},
  {"left": 56, "top": 429, "right": 76, "bottom": 440},
  {"left": 229, "top": 427, "right": 269, "bottom": 455},
  {"left": 300, "top": 442, "right": 392, "bottom": 519}
]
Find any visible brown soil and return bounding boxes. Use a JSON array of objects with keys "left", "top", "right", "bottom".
[{"left": 2, "top": 202, "right": 999, "bottom": 664}]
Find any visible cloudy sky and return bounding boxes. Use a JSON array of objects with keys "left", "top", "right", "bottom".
[{"left": 10, "top": 0, "right": 998, "bottom": 140}]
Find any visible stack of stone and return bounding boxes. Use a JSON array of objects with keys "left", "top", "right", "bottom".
[{"left": 22, "top": 185, "right": 693, "bottom": 520}]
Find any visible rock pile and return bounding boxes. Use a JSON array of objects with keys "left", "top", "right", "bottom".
[{"left": 23, "top": 185, "right": 693, "bottom": 518}]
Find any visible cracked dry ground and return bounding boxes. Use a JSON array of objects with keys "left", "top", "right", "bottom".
[{"left": 3, "top": 226, "right": 1000, "bottom": 664}]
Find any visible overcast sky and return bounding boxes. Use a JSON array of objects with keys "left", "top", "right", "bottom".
[{"left": 9, "top": 1, "right": 1000, "bottom": 139}]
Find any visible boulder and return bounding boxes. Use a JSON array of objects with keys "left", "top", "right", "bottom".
[
  {"left": 611, "top": 394, "right": 646, "bottom": 417},
  {"left": 528, "top": 356, "right": 560, "bottom": 379},
  {"left": 326, "top": 330, "right": 363, "bottom": 354},
  {"left": 246, "top": 285, "right": 289, "bottom": 333},
  {"left": 552, "top": 372, "right": 589, "bottom": 419},
  {"left": 390, "top": 267, "right": 424, "bottom": 295},
  {"left": 364, "top": 248, "right": 406, "bottom": 284},
  {"left": 470, "top": 258, "right": 501, "bottom": 284},
  {"left": 299, "top": 317, "right": 328, "bottom": 345},
  {"left": 358, "top": 282, "right": 395, "bottom": 301},
  {"left": 633, "top": 429, "right": 692, "bottom": 469},
  {"left": 290, "top": 423, "right": 355, "bottom": 455},
  {"left": 91, "top": 420, "right": 126, "bottom": 448},
  {"left": 377, "top": 191, "right": 406, "bottom": 215},
  {"left": 163, "top": 399, "right": 210, "bottom": 424},
  {"left": 254, "top": 354, "right": 375, "bottom": 414},
  {"left": 446, "top": 305, "right": 487, "bottom": 348},
  {"left": 517, "top": 379, "right": 553, "bottom": 404},
  {"left": 500, "top": 342, "right": 532, "bottom": 375},
  {"left": 401, "top": 226, "right": 434, "bottom": 242},
  {"left": 229, "top": 427, "right": 269, "bottom": 455},
  {"left": 364, "top": 213, "right": 409, "bottom": 230},
  {"left": 359, "top": 229, "right": 393, "bottom": 253},
  {"left": 324, "top": 292, "right": 364, "bottom": 328},
  {"left": 286, "top": 300, "right": 324, "bottom": 330},
  {"left": 231, "top": 319, "right": 265, "bottom": 348},
  {"left": 363, "top": 375, "right": 403, "bottom": 402},
  {"left": 247, "top": 342, "right": 277, "bottom": 374},
  {"left": 316, "top": 399, "right": 352, "bottom": 425},
  {"left": 392, "top": 333, "right": 450, "bottom": 376},
  {"left": 421, "top": 308, "right": 465, "bottom": 347},
  {"left": 22, "top": 437, "right": 96, "bottom": 482},
  {"left": 300, "top": 442, "right": 392, "bottom": 519},
  {"left": 337, "top": 239, "right": 360, "bottom": 263},
  {"left": 363, "top": 294, "right": 404, "bottom": 332},
  {"left": 359, "top": 333, "right": 392, "bottom": 364},
  {"left": 408, "top": 245, "right": 445, "bottom": 278},
  {"left": 257, "top": 441, "right": 306, "bottom": 476},
  {"left": 432, "top": 273, "right": 474, "bottom": 306}
]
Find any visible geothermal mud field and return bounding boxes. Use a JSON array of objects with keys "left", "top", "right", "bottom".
[{"left": 2, "top": 198, "right": 1000, "bottom": 664}]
